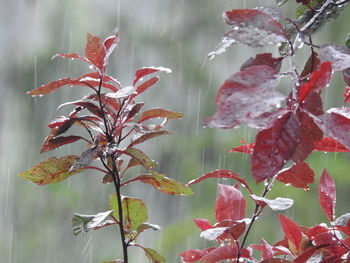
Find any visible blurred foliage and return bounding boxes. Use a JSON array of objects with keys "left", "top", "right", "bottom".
[{"left": 1, "top": 0, "right": 350, "bottom": 262}]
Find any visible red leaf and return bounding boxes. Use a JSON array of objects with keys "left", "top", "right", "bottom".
[
  {"left": 131, "top": 76, "right": 160, "bottom": 99},
  {"left": 228, "top": 138, "right": 255, "bottom": 154},
  {"left": 301, "top": 92, "right": 323, "bottom": 116},
  {"left": 219, "top": 221, "right": 246, "bottom": 240},
  {"left": 103, "top": 31, "right": 120, "bottom": 63},
  {"left": 128, "top": 131, "right": 171, "bottom": 148},
  {"left": 277, "top": 162, "right": 315, "bottom": 191},
  {"left": 186, "top": 169, "right": 252, "bottom": 194},
  {"left": 261, "top": 238, "right": 274, "bottom": 259},
  {"left": 208, "top": 9, "right": 287, "bottom": 58},
  {"left": 203, "top": 65, "right": 284, "bottom": 129},
  {"left": 251, "top": 112, "right": 300, "bottom": 182},
  {"left": 52, "top": 53, "right": 90, "bottom": 64},
  {"left": 291, "top": 111, "right": 323, "bottom": 162},
  {"left": 133, "top": 66, "right": 171, "bottom": 86},
  {"left": 279, "top": 214, "right": 302, "bottom": 252},
  {"left": 138, "top": 108, "right": 184, "bottom": 123},
  {"left": 40, "top": 136, "right": 82, "bottom": 153},
  {"left": 298, "top": 62, "right": 332, "bottom": 102},
  {"left": 241, "top": 53, "right": 283, "bottom": 72},
  {"left": 215, "top": 184, "right": 245, "bottom": 221},
  {"left": 199, "top": 245, "right": 237, "bottom": 263},
  {"left": 193, "top": 219, "right": 213, "bottom": 231},
  {"left": 180, "top": 248, "right": 216, "bottom": 263},
  {"left": 27, "top": 78, "right": 73, "bottom": 96},
  {"left": 318, "top": 108, "right": 350, "bottom": 151},
  {"left": 300, "top": 52, "right": 320, "bottom": 78},
  {"left": 85, "top": 33, "right": 106, "bottom": 72},
  {"left": 314, "top": 137, "right": 349, "bottom": 152},
  {"left": 319, "top": 169, "right": 336, "bottom": 222}
]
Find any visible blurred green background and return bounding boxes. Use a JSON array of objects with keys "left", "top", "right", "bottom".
[{"left": 1, "top": 0, "right": 350, "bottom": 262}]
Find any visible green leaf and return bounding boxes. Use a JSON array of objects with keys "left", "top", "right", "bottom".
[
  {"left": 72, "top": 210, "right": 114, "bottom": 236},
  {"left": 138, "top": 108, "right": 184, "bottom": 123},
  {"left": 129, "top": 172, "right": 193, "bottom": 196},
  {"left": 123, "top": 147, "right": 157, "bottom": 171},
  {"left": 143, "top": 247, "right": 166, "bottom": 263},
  {"left": 128, "top": 131, "right": 171, "bottom": 148},
  {"left": 137, "top": 223, "right": 161, "bottom": 235},
  {"left": 109, "top": 195, "right": 148, "bottom": 231},
  {"left": 18, "top": 155, "right": 85, "bottom": 185}
]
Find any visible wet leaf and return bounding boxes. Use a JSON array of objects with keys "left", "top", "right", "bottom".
[
  {"left": 125, "top": 102, "right": 144, "bottom": 121},
  {"left": 260, "top": 238, "right": 274, "bottom": 259},
  {"left": 85, "top": 33, "right": 106, "bottom": 72},
  {"left": 208, "top": 9, "right": 287, "bottom": 59},
  {"left": 138, "top": 108, "right": 184, "bottom": 123},
  {"left": 40, "top": 135, "right": 82, "bottom": 153},
  {"left": 319, "top": 44, "right": 350, "bottom": 71},
  {"left": 142, "top": 247, "right": 165, "bottom": 263},
  {"left": 200, "top": 245, "right": 238, "bottom": 263},
  {"left": 103, "top": 31, "right": 120, "bottom": 64},
  {"left": 105, "top": 86, "right": 136, "bottom": 99},
  {"left": 27, "top": 78, "right": 74, "bottom": 96},
  {"left": 215, "top": 184, "right": 245, "bottom": 221},
  {"left": 300, "top": 52, "right": 321, "bottom": 78},
  {"left": 203, "top": 65, "right": 284, "bottom": 130},
  {"left": 228, "top": 138, "right": 255, "bottom": 155},
  {"left": 129, "top": 131, "right": 170, "bottom": 148},
  {"left": 200, "top": 227, "right": 228, "bottom": 241},
  {"left": 180, "top": 248, "right": 216, "bottom": 263},
  {"left": 187, "top": 169, "right": 252, "bottom": 194},
  {"left": 193, "top": 219, "right": 213, "bottom": 231},
  {"left": 251, "top": 195, "right": 294, "bottom": 211},
  {"left": 18, "top": 155, "right": 84, "bottom": 185},
  {"left": 52, "top": 53, "right": 90, "bottom": 64},
  {"left": 277, "top": 162, "right": 315, "bottom": 191},
  {"left": 314, "top": 137, "right": 349, "bottom": 152},
  {"left": 318, "top": 108, "right": 350, "bottom": 151},
  {"left": 72, "top": 210, "right": 114, "bottom": 236},
  {"left": 291, "top": 111, "right": 323, "bottom": 162},
  {"left": 123, "top": 147, "right": 157, "bottom": 170},
  {"left": 137, "top": 222, "right": 161, "bottom": 234},
  {"left": 109, "top": 194, "right": 148, "bottom": 231},
  {"left": 298, "top": 62, "right": 332, "bottom": 102},
  {"left": 125, "top": 172, "right": 193, "bottom": 195},
  {"left": 133, "top": 66, "right": 171, "bottom": 85},
  {"left": 279, "top": 214, "right": 302, "bottom": 251},
  {"left": 319, "top": 169, "right": 336, "bottom": 222},
  {"left": 132, "top": 76, "right": 160, "bottom": 99},
  {"left": 251, "top": 112, "right": 300, "bottom": 182},
  {"left": 70, "top": 143, "right": 99, "bottom": 171},
  {"left": 240, "top": 53, "right": 283, "bottom": 72}
]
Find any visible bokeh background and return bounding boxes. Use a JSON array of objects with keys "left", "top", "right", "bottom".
[{"left": 1, "top": 0, "right": 350, "bottom": 262}]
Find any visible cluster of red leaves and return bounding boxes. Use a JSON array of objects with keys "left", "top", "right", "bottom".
[
  {"left": 182, "top": 169, "right": 350, "bottom": 263},
  {"left": 183, "top": 3, "right": 350, "bottom": 263}
]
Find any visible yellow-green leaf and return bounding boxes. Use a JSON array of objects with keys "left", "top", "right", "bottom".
[
  {"left": 109, "top": 195, "right": 148, "bottom": 231},
  {"left": 18, "top": 155, "right": 85, "bottom": 185},
  {"left": 143, "top": 247, "right": 165, "bottom": 263},
  {"left": 131, "top": 172, "right": 193, "bottom": 196}
]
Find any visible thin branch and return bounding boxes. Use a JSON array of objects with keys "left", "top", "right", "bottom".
[{"left": 236, "top": 180, "right": 271, "bottom": 263}]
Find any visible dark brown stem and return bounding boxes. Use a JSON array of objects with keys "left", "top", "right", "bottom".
[
  {"left": 236, "top": 182, "right": 271, "bottom": 263},
  {"left": 111, "top": 158, "right": 128, "bottom": 263},
  {"left": 96, "top": 75, "right": 128, "bottom": 263}
]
